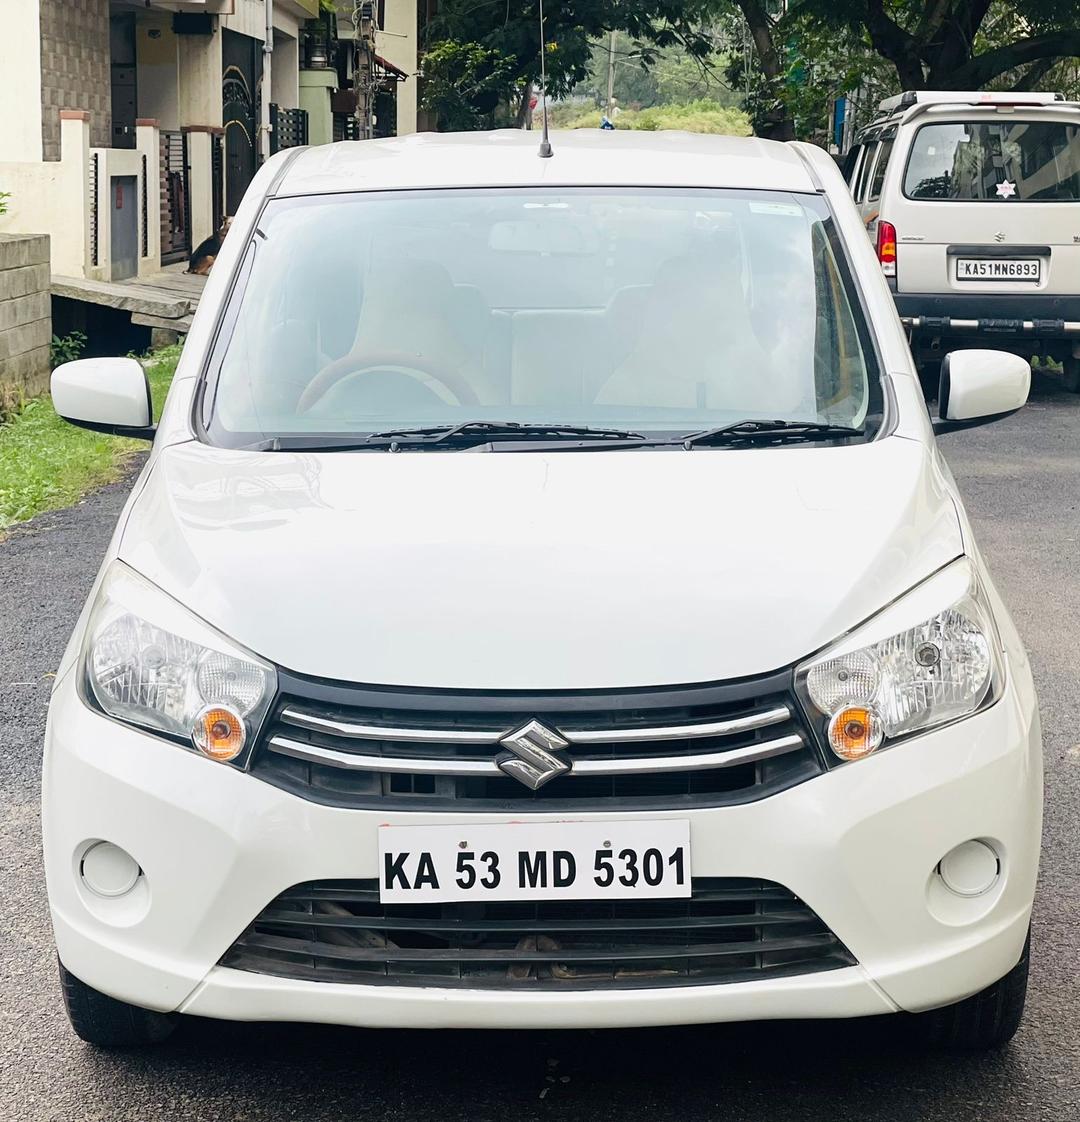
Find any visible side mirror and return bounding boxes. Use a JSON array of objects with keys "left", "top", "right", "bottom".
[
  {"left": 51, "top": 357, "right": 155, "bottom": 440},
  {"left": 934, "top": 350, "right": 1030, "bottom": 434}
]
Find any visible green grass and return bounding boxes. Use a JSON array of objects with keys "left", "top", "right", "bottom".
[
  {"left": 551, "top": 99, "right": 752, "bottom": 136},
  {"left": 0, "top": 344, "right": 181, "bottom": 532}
]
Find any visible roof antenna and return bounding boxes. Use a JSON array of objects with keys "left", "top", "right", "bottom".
[{"left": 537, "top": 0, "right": 553, "bottom": 157}]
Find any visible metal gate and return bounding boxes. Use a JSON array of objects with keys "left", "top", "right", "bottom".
[
  {"left": 160, "top": 130, "right": 190, "bottom": 265},
  {"left": 212, "top": 132, "right": 225, "bottom": 231},
  {"left": 222, "top": 30, "right": 261, "bottom": 216},
  {"left": 270, "top": 106, "right": 309, "bottom": 153}
]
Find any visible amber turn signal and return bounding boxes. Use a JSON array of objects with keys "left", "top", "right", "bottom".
[
  {"left": 192, "top": 704, "right": 246, "bottom": 762},
  {"left": 827, "top": 705, "right": 883, "bottom": 762}
]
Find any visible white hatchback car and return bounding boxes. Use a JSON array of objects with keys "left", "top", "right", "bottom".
[
  {"left": 45, "top": 130, "right": 1041, "bottom": 1052},
  {"left": 847, "top": 91, "right": 1080, "bottom": 388}
]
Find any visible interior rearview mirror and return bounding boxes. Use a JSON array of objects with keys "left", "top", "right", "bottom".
[
  {"left": 935, "top": 350, "right": 1030, "bottom": 434},
  {"left": 51, "top": 357, "right": 155, "bottom": 440}
]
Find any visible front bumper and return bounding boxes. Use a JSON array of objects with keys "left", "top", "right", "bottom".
[{"left": 42, "top": 663, "right": 1041, "bottom": 1030}]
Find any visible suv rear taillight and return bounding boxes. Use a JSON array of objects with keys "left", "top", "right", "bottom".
[{"left": 876, "top": 220, "right": 897, "bottom": 278}]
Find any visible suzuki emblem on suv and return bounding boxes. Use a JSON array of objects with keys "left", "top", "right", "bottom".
[
  {"left": 497, "top": 720, "right": 571, "bottom": 789},
  {"left": 994, "top": 231, "right": 1006, "bottom": 243}
]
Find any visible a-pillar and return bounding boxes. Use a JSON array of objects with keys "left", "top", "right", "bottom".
[
  {"left": 135, "top": 119, "right": 162, "bottom": 274},
  {"left": 177, "top": 22, "right": 223, "bottom": 248}
]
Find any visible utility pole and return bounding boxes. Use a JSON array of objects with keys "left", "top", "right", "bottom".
[
  {"left": 261, "top": 0, "right": 274, "bottom": 161},
  {"left": 354, "top": 1, "right": 378, "bottom": 140},
  {"left": 606, "top": 30, "right": 616, "bottom": 116}
]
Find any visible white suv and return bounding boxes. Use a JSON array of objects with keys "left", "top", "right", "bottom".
[
  {"left": 847, "top": 91, "right": 1080, "bottom": 389},
  {"left": 45, "top": 130, "right": 1041, "bottom": 1052}
]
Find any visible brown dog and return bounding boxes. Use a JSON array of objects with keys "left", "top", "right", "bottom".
[{"left": 186, "top": 216, "right": 233, "bottom": 275}]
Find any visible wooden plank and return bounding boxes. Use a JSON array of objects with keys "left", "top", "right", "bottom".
[
  {"left": 52, "top": 275, "right": 192, "bottom": 319},
  {"left": 131, "top": 311, "right": 193, "bottom": 333}
]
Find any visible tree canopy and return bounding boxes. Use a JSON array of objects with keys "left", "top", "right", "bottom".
[
  {"left": 803, "top": 0, "right": 1080, "bottom": 91},
  {"left": 730, "top": 0, "right": 1080, "bottom": 140},
  {"left": 421, "top": 0, "right": 724, "bottom": 125},
  {"left": 417, "top": 0, "right": 1080, "bottom": 140}
]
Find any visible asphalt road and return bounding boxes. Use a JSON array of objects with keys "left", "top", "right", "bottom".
[{"left": 2, "top": 375, "right": 1079, "bottom": 1121}]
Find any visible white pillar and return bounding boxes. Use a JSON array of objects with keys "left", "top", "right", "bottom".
[
  {"left": 178, "top": 23, "right": 223, "bottom": 247},
  {"left": 184, "top": 130, "right": 216, "bottom": 248},
  {"left": 58, "top": 111, "right": 92, "bottom": 278},
  {"left": 136, "top": 119, "right": 162, "bottom": 273}
]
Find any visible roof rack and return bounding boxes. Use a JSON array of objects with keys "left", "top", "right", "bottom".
[{"left": 878, "top": 90, "right": 1064, "bottom": 112}]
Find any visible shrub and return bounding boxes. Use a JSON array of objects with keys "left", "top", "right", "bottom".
[
  {"left": 50, "top": 331, "right": 87, "bottom": 369},
  {"left": 551, "top": 99, "right": 752, "bottom": 136}
]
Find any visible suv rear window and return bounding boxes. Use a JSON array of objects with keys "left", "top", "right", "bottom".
[{"left": 904, "top": 120, "right": 1080, "bottom": 201}]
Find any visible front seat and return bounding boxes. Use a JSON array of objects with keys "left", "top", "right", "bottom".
[{"left": 594, "top": 254, "right": 782, "bottom": 415}]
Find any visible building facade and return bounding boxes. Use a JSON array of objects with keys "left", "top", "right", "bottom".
[{"left": 0, "top": 0, "right": 418, "bottom": 282}]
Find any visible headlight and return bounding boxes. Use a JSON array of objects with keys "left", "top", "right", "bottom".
[
  {"left": 796, "top": 558, "right": 1003, "bottom": 762},
  {"left": 80, "top": 562, "right": 276, "bottom": 765}
]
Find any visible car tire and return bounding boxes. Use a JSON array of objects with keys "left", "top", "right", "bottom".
[
  {"left": 59, "top": 959, "right": 176, "bottom": 1048},
  {"left": 1062, "top": 356, "right": 1080, "bottom": 393},
  {"left": 908, "top": 932, "right": 1029, "bottom": 1051}
]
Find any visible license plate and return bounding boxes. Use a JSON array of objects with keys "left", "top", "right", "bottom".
[
  {"left": 378, "top": 819, "right": 691, "bottom": 903},
  {"left": 956, "top": 257, "right": 1041, "bottom": 281}
]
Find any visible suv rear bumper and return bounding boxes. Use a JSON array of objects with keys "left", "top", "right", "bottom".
[{"left": 894, "top": 292, "right": 1080, "bottom": 340}]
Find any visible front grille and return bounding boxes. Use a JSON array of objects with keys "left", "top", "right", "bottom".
[
  {"left": 222, "top": 878, "right": 855, "bottom": 990},
  {"left": 250, "top": 671, "right": 824, "bottom": 811}
]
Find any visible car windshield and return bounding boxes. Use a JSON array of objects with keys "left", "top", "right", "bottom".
[
  {"left": 203, "top": 187, "right": 882, "bottom": 447},
  {"left": 904, "top": 120, "right": 1080, "bottom": 201}
]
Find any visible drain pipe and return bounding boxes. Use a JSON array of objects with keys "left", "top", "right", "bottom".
[{"left": 260, "top": 0, "right": 274, "bottom": 163}]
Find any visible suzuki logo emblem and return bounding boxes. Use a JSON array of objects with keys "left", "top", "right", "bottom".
[
  {"left": 994, "top": 231, "right": 1006, "bottom": 243},
  {"left": 497, "top": 720, "right": 570, "bottom": 790}
]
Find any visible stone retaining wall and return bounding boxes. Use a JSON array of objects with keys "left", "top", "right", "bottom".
[{"left": 0, "top": 233, "right": 52, "bottom": 415}]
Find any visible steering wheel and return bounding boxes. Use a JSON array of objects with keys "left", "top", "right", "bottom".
[{"left": 297, "top": 351, "right": 480, "bottom": 414}]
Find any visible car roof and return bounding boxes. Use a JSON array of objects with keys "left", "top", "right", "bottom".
[
  {"left": 274, "top": 129, "right": 818, "bottom": 197},
  {"left": 856, "top": 97, "right": 1080, "bottom": 142}
]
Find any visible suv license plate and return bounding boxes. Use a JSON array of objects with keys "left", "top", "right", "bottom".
[
  {"left": 378, "top": 819, "right": 691, "bottom": 903},
  {"left": 957, "top": 258, "right": 1041, "bottom": 281}
]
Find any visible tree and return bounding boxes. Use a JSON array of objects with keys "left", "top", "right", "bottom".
[
  {"left": 418, "top": 41, "right": 518, "bottom": 131},
  {"left": 726, "top": 0, "right": 1080, "bottom": 142},
  {"left": 729, "top": 1, "right": 795, "bottom": 139},
  {"left": 570, "top": 31, "right": 740, "bottom": 111},
  {"left": 422, "top": 0, "right": 723, "bottom": 126},
  {"left": 797, "top": 0, "right": 1080, "bottom": 93}
]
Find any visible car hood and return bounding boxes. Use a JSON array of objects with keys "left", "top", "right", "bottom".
[{"left": 119, "top": 438, "right": 963, "bottom": 690}]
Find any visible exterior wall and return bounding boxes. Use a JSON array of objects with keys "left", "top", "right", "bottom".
[
  {"left": 0, "top": 114, "right": 92, "bottom": 277},
  {"left": 178, "top": 28, "right": 224, "bottom": 127},
  {"left": 0, "top": 1, "right": 45, "bottom": 163},
  {"left": 136, "top": 12, "right": 181, "bottom": 132},
  {"left": 39, "top": 0, "right": 112, "bottom": 159},
  {"left": 300, "top": 70, "right": 338, "bottom": 148},
  {"left": 272, "top": 32, "right": 302, "bottom": 111},
  {"left": 0, "top": 115, "right": 159, "bottom": 283},
  {"left": 0, "top": 234, "right": 52, "bottom": 410},
  {"left": 380, "top": 0, "right": 418, "bottom": 134}
]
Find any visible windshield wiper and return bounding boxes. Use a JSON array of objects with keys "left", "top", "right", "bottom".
[
  {"left": 679, "top": 419, "right": 864, "bottom": 449},
  {"left": 368, "top": 421, "right": 647, "bottom": 446}
]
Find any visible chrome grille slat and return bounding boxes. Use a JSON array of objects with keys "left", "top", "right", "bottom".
[
  {"left": 279, "top": 708, "right": 505, "bottom": 744},
  {"left": 251, "top": 672, "right": 823, "bottom": 810},
  {"left": 278, "top": 704, "right": 791, "bottom": 745},
  {"left": 563, "top": 706, "right": 790, "bottom": 743},
  {"left": 267, "top": 732, "right": 805, "bottom": 775}
]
